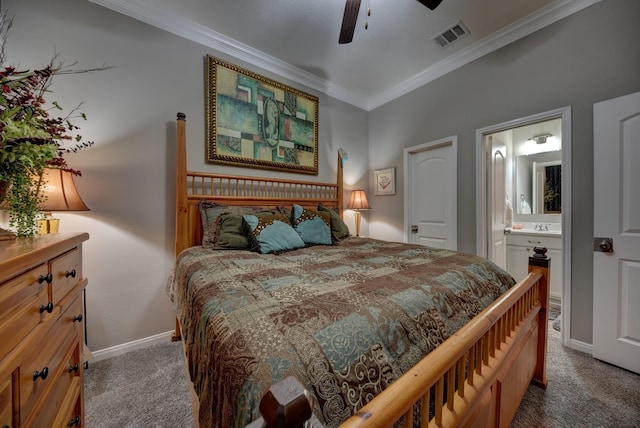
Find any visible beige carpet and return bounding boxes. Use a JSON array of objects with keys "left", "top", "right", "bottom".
[
  {"left": 511, "top": 322, "right": 640, "bottom": 427},
  {"left": 85, "top": 322, "right": 640, "bottom": 427}
]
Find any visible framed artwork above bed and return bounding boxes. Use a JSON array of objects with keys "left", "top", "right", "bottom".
[{"left": 205, "top": 55, "right": 319, "bottom": 175}]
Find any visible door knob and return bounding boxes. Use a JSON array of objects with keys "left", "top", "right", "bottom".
[{"left": 594, "top": 237, "right": 613, "bottom": 253}]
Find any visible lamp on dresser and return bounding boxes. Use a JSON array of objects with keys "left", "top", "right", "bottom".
[
  {"left": 37, "top": 168, "right": 90, "bottom": 234},
  {"left": 347, "top": 189, "right": 371, "bottom": 237}
]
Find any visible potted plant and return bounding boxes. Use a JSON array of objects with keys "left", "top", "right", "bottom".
[{"left": 0, "top": 5, "right": 106, "bottom": 238}]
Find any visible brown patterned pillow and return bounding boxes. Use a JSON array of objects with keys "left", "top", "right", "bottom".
[
  {"left": 318, "top": 203, "right": 350, "bottom": 242},
  {"left": 199, "top": 201, "right": 273, "bottom": 247},
  {"left": 213, "top": 213, "right": 251, "bottom": 249}
]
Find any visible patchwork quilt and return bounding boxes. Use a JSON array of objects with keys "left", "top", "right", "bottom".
[{"left": 166, "top": 238, "right": 515, "bottom": 427}]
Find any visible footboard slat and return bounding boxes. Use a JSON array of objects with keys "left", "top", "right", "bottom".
[{"left": 421, "top": 391, "right": 430, "bottom": 423}]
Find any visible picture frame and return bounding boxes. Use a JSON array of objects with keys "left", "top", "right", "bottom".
[
  {"left": 205, "top": 55, "right": 319, "bottom": 175},
  {"left": 375, "top": 167, "right": 396, "bottom": 195}
]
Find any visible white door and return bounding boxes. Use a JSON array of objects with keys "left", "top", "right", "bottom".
[
  {"left": 593, "top": 91, "right": 640, "bottom": 374},
  {"left": 488, "top": 135, "right": 507, "bottom": 270},
  {"left": 405, "top": 137, "right": 457, "bottom": 250}
]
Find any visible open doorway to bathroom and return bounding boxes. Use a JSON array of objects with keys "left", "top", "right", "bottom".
[{"left": 476, "top": 106, "right": 572, "bottom": 347}]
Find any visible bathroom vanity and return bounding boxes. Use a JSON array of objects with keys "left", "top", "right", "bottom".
[{"left": 506, "top": 226, "right": 562, "bottom": 305}]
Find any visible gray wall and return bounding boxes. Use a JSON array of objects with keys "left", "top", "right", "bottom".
[
  {"left": 4, "top": 0, "right": 639, "bottom": 351},
  {"left": 2, "top": 0, "right": 369, "bottom": 352},
  {"left": 367, "top": 0, "right": 640, "bottom": 344}
]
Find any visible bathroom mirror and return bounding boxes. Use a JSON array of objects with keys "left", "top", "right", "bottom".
[{"left": 515, "top": 151, "right": 561, "bottom": 215}]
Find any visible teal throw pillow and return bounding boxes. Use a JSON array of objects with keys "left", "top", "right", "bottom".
[
  {"left": 242, "top": 213, "right": 305, "bottom": 254},
  {"left": 291, "top": 204, "right": 332, "bottom": 246}
]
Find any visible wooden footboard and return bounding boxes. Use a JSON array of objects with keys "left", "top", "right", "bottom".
[{"left": 255, "top": 250, "right": 550, "bottom": 428}]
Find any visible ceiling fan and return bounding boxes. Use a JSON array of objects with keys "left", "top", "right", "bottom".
[{"left": 339, "top": 0, "right": 443, "bottom": 44}]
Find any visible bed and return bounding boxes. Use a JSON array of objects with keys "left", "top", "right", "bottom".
[{"left": 167, "top": 113, "right": 550, "bottom": 427}]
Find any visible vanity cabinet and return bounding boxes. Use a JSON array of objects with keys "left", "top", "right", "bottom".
[
  {"left": 0, "top": 233, "right": 88, "bottom": 428},
  {"left": 506, "top": 233, "right": 562, "bottom": 304}
]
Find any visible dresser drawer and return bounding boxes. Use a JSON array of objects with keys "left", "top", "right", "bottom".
[
  {"left": 18, "top": 294, "right": 82, "bottom": 422},
  {"left": 0, "top": 264, "right": 49, "bottom": 361},
  {"left": 51, "top": 248, "right": 82, "bottom": 307},
  {"left": 25, "top": 340, "right": 82, "bottom": 428},
  {"left": 51, "top": 378, "right": 82, "bottom": 428},
  {"left": 0, "top": 375, "right": 13, "bottom": 428}
]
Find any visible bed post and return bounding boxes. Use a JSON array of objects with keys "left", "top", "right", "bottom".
[
  {"left": 173, "top": 112, "right": 188, "bottom": 341},
  {"left": 528, "top": 246, "right": 550, "bottom": 389},
  {"left": 337, "top": 151, "right": 344, "bottom": 216}
]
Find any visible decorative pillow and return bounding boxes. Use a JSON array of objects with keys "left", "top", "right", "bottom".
[
  {"left": 199, "top": 201, "right": 272, "bottom": 247},
  {"left": 318, "top": 203, "right": 351, "bottom": 242},
  {"left": 242, "top": 213, "right": 305, "bottom": 254},
  {"left": 276, "top": 205, "right": 292, "bottom": 218},
  {"left": 213, "top": 213, "right": 250, "bottom": 250},
  {"left": 291, "top": 204, "right": 332, "bottom": 246}
]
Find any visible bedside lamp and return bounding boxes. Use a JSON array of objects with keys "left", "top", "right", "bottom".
[
  {"left": 37, "top": 168, "right": 90, "bottom": 234},
  {"left": 347, "top": 189, "right": 371, "bottom": 237}
]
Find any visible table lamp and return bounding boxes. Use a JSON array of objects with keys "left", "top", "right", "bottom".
[
  {"left": 37, "top": 168, "right": 90, "bottom": 234},
  {"left": 347, "top": 189, "right": 371, "bottom": 237}
]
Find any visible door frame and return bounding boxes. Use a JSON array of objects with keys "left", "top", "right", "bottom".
[
  {"left": 476, "top": 106, "right": 572, "bottom": 347},
  {"left": 404, "top": 136, "right": 457, "bottom": 248}
]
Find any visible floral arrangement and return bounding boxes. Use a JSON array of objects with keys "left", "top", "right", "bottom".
[{"left": 0, "top": 4, "right": 108, "bottom": 237}]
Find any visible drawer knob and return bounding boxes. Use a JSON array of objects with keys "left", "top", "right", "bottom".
[
  {"left": 69, "top": 363, "right": 79, "bottom": 373},
  {"left": 69, "top": 416, "right": 80, "bottom": 426},
  {"left": 65, "top": 269, "right": 77, "bottom": 278},
  {"left": 39, "top": 273, "right": 53, "bottom": 284},
  {"left": 33, "top": 367, "right": 49, "bottom": 381},
  {"left": 73, "top": 314, "right": 83, "bottom": 323},
  {"left": 40, "top": 301, "right": 54, "bottom": 314}
]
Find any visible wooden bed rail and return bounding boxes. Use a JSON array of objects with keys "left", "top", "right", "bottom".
[{"left": 254, "top": 249, "right": 550, "bottom": 428}]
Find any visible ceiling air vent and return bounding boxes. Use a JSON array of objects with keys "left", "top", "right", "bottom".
[{"left": 432, "top": 21, "right": 469, "bottom": 48}]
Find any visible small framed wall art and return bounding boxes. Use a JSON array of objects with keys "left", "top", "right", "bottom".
[{"left": 374, "top": 167, "right": 396, "bottom": 195}]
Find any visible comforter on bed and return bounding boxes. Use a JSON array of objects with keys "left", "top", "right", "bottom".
[{"left": 166, "top": 237, "right": 515, "bottom": 428}]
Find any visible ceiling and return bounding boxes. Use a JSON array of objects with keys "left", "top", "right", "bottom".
[{"left": 90, "top": 0, "right": 598, "bottom": 110}]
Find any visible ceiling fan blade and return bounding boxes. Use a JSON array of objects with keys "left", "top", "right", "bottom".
[
  {"left": 416, "top": 0, "right": 443, "bottom": 10},
  {"left": 339, "top": 0, "right": 362, "bottom": 44}
]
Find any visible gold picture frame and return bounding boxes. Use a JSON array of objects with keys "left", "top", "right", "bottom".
[
  {"left": 205, "top": 55, "right": 319, "bottom": 175},
  {"left": 374, "top": 167, "right": 396, "bottom": 195}
]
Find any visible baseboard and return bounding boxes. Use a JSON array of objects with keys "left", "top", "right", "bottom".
[
  {"left": 567, "top": 338, "right": 593, "bottom": 355},
  {"left": 88, "top": 330, "right": 175, "bottom": 364}
]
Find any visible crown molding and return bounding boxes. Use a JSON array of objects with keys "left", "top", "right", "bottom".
[
  {"left": 87, "top": 0, "right": 370, "bottom": 109},
  {"left": 367, "top": 0, "right": 600, "bottom": 109},
  {"left": 89, "top": 0, "right": 599, "bottom": 111}
]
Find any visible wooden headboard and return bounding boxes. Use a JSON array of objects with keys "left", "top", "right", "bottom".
[{"left": 174, "top": 113, "right": 344, "bottom": 256}]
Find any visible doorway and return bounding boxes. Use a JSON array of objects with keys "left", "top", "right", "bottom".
[{"left": 476, "top": 106, "right": 572, "bottom": 347}]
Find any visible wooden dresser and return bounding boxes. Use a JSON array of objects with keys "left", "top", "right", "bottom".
[{"left": 0, "top": 233, "right": 89, "bottom": 428}]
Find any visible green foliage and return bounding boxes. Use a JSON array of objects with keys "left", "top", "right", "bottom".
[
  {"left": 0, "top": 142, "right": 57, "bottom": 236},
  {"left": 0, "top": 4, "right": 108, "bottom": 237}
]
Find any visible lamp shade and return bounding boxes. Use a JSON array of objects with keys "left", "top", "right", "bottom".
[
  {"left": 347, "top": 189, "right": 371, "bottom": 211},
  {"left": 40, "top": 168, "right": 90, "bottom": 211}
]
